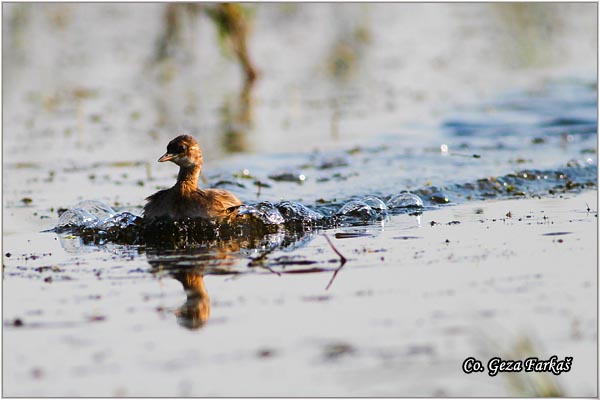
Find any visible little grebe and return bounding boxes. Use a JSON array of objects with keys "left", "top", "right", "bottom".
[{"left": 143, "top": 135, "right": 242, "bottom": 220}]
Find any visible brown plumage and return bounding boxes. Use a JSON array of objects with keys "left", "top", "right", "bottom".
[{"left": 143, "top": 135, "right": 242, "bottom": 220}]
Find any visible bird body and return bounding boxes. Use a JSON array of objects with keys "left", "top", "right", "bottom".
[{"left": 144, "top": 135, "right": 242, "bottom": 220}]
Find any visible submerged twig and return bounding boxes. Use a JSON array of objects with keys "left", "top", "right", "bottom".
[
  {"left": 323, "top": 234, "right": 347, "bottom": 265},
  {"left": 323, "top": 234, "right": 348, "bottom": 290},
  {"left": 256, "top": 180, "right": 262, "bottom": 198},
  {"left": 325, "top": 266, "right": 343, "bottom": 291}
]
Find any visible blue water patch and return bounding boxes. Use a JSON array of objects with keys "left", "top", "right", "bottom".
[{"left": 443, "top": 80, "right": 597, "bottom": 139}]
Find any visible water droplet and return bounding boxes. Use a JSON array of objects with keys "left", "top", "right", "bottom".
[
  {"left": 276, "top": 201, "right": 324, "bottom": 222},
  {"left": 387, "top": 193, "right": 423, "bottom": 208},
  {"left": 237, "top": 202, "right": 285, "bottom": 225},
  {"left": 337, "top": 200, "right": 377, "bottom": 220},
  {"left": 74, "top": 200, "right": 115, "bottom": 219},
  {"left": 361, "top": 196, "right": 388, "bottom": 212},
  {"left": 56, "top": 208, "right": 98, "bottom": 228}
]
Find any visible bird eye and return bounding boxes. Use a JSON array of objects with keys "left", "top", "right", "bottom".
[{"left": 167, "top": 143, "right": 186, "bottom": 154}]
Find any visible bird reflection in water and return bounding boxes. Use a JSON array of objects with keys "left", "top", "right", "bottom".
[
  {"left": 172, "top": 268, "right": 211, "bottom": 329},
  {"left": 146, "top": 240, "right": 243, "bottom": 330},
  {"left": 145, "top": 227, "right": 325, "bottom": 330}
]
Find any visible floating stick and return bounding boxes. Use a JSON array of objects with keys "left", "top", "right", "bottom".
[{"left": 323, "top": 234, "right": 347, "bottom": 290}]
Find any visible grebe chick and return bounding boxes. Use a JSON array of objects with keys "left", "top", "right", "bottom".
[{"left": 143, "top": 135, "right": 242, "bottom": 220}]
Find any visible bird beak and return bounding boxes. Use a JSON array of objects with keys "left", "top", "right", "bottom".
[{"left": 158, "top": 152, "right": 177, "bottom": 162}]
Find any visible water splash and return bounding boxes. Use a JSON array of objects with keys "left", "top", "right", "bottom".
[
  {"left": 387, "top": 193, "right": 424, "bottom": 209},
  {"left": 49, "top": 163, "right": 596, "bottom": 248},
  {"left": 237, "top": 201, "right": 286, "bottom": 225},
  {"left": 55, "top": 200, "right": 116, "bottom": 231}
]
